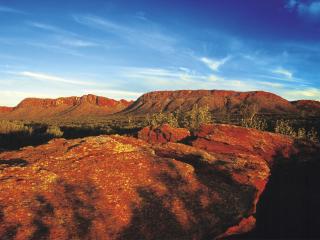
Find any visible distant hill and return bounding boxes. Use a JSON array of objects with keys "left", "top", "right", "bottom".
[
  {"left": 0, "top": 94, "right": 132, "bottom": 120},
  {"left": 1, "top": 90, "right": 319, "bottom": 121},
  {"left": 121, "top": 90, "right": 319, "bottom": 116},
  {"left": 291, "top": 100, "right": 320, "bottom": 116}
]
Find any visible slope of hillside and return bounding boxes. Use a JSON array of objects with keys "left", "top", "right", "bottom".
[
  {"left": 0, "top": 94, "right": 132, "bottom": 120},
  {"left": 291, "top": 100, "right": 320, "bottom": 116},
  {"left": 121, "top": 90, "right": 299, "bottom": 115}
]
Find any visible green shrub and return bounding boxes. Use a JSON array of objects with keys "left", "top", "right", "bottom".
[{"left": 46, "top": 125, "right": 64, "bottom": 138}]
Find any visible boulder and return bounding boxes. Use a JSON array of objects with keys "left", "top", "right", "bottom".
[
  {"left": 192, "top": 124, "right": 296, "bottom": 165},
  {"left": 138, "top": 124, "right": 190, "bottom": 144}
]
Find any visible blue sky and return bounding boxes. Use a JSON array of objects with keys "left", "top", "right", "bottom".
[{"left": 0, "top": 0, "right": 319, "bottom": 106}]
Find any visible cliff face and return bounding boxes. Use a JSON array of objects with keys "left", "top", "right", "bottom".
[
  {"left": 0, "top": 94, "right": 133, "bottom": 120},
  {"left": 121, "top": 90, "right": 300, "bottom": 115}
]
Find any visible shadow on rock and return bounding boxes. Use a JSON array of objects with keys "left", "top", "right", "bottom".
[
  {"left": 233, "top": 140, "right": 320, "bottom": 239},
  {"left": 119, "top": 154, "right": 257, "bottom": 240}
]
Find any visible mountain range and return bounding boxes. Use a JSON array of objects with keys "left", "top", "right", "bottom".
[
  {"left": 0, "top": 90, "right": 319, "bottom": 120},
  {"left": 0, "top": 94, "right": 132, "bottom": 120}
]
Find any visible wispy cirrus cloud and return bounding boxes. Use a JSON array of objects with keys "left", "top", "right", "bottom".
[
  {"left": 27, "top": 21, "right": 99, "bottom": 48},
  {"left": 27, "top": 21, "right": 77, "bottom": 36},
  {"left": 0, "top": 5, "right": 25, "bottom": 14},
  {"left": 200, "top": 56, "right": 230, "bottom": 72},
  {"left": 272, "top": 67, "right": 293, "bottom": 79},
  {"left": 73, "top": 15, "right": 177, "bottom": 53},
  {"left": 117, "top": 66, "right": 282, "bottom": 94},
  {"left": 27, "top": 42, "right": 85, "bottom": 57},
  {"left": 54, "top": 36, "right": 99, "bottom": 48},
  {"left": 17, "top": 71, "right": 95, "bottom": 86}
]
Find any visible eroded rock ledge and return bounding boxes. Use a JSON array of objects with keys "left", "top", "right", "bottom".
[{"left": 0, "top": 124, "right": 319, "bottom": 239}]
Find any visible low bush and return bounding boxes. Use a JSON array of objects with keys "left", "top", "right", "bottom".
[
  {"left": 274, "top": 120, "right": 296, "bottom": 138},
  {"left": 147, "top": 104, "right": 212, "bottom": 130},
  {"left": 240, "top": 116, "right": 268, "bottom": 131},
  {"left": 46, "top": 125, "right": 64, "bottom": 138},
  {"left": 274, "top": 120, "right": 319, "bottom": 142},
  {"left": 0, "top": 120, "right": 33, "bottom": 134}
]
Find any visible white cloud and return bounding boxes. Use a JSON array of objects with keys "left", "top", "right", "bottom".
[
  {"left": 208, "top": 74, "right": 224, "bottom": 81},
  {"left": 272, "top": 67, "right": 293, "bottom": 79},
  {"left": 200, "top": 56, "right": 230, "bottom": 72},
  {"left": 17, "top": 71, "right": 94, "bottom": 86},
  {"left": 257, "top": 81, "right": 284, "bottom": 88}
]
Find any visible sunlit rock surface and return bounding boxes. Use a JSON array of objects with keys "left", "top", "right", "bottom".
[{"left": 0, "top": 124, "right": 319, "bottom": 239}]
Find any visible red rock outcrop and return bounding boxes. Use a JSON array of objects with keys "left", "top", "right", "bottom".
[
  {"left": 191, "top": 124, "right": 295, "bottom": 165},
  {"left": 122, "top": 90, "right": 299, "bottom": 115},
  {"left": 191, "top": 124, "right": 319, "bottom": 166},
  {"left": 0, "top": 124, "right": 319, "bottom": 239},
  {"left": 138, "top": 124, "right": 190, "bottom": 144},
  {"left": 0, "top": 133, "right": 270, "bottom": 239},
  {"left": 0, "top": 94, "right": 133, "bottom": 120}
]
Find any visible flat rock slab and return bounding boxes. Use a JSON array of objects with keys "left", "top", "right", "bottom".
[{"left": 0, "top": 134, "right": 269, "bottom": 240}]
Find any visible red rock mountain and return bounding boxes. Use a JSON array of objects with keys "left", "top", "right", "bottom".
[
  {"left": 0, "top": 94, "right": 132, "bottom": 120},
  {"left": 1, "top": 90, "right": 319, "bottom": 120},
  {"left": 121, "top": 90, "right": 310, "bottom": 115}
]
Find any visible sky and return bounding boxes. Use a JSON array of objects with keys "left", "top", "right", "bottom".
[{"left": 0, "top": 0, "right": 320, "bottom": 106}]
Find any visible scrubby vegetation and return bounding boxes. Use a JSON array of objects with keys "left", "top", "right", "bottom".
[
  {"left": 0, "top": 120, "right": 33, "bottom": 134},
  {"left": 148, "top": 104, "right": 212, "bottom": 130},
  {"left": 239, "top": 100, "right": 268, "bottom": 131},
  {"left": 240, "top": 116, "right": 268, "bottom": 131},
  {"left": 0, "top": 103, "right": 319, "bottom": 152},
  {"left": 275, "top": 119, "right": 319, "bottom": 142},
  {"left": 46, "top": 125, "right": 64, "bottom": 138}
]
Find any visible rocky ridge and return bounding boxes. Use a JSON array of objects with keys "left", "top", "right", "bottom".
[
  {"left": 121, "top": 90, "right": 302, "bottom": 115},
  {"left": 0, "top": 94, "right": 132, "bottom": 120}
]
